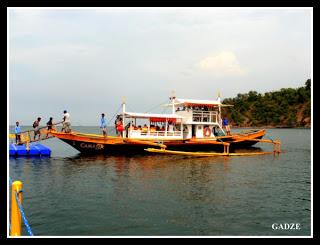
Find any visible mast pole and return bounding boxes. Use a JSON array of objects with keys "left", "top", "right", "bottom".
[
  {"left": 217, "top": 92, "right": 222, "bottom": 126},
  {"left": 171, "top": 91, "right": 176, "bottom": 114},
  {"left": 122, "top": 96, "right": 126, "bottom": 138}
]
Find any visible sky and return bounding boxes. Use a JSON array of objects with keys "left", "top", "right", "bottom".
[{"left": 8, "top": 7, "right": 312, "bottom": 126}]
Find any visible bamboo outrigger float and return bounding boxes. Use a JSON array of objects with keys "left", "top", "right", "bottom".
[
  {"left": 144, "top": 138, "right": 281, "bottom": 157},
  {"left": 45, "top": 93, "right": 282, "bottom": 157}
]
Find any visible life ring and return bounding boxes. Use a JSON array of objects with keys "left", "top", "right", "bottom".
[{"left": 203, "top": 126, "right": 211, "bottom": 137}]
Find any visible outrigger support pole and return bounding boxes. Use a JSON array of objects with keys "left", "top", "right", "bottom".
[
  {"left": 230, "top": 136, "right": 282, "bottom": 154},
  {"left": 223, "top": 142, "right": 230, "bottom": 155}
]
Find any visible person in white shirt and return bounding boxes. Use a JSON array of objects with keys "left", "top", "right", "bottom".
[{"left": 61, "top": 110, "right": 71, "bottom": 133}]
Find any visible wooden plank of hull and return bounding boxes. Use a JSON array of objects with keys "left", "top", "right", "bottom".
[{"left": 59, "top": 138, "right": 156, "bottom": 155}]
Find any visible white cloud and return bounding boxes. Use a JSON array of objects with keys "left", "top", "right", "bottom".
[{"left": 197, "top": 51, "right": 247, "bottom": 76}]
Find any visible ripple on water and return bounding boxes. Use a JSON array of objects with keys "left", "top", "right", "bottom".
[{"left": 9, "top": 127, "right": 311, "bottom": 236}]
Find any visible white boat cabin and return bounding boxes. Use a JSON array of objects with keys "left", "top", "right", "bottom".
[
  {"left": 120, "top": 96, "right": 231, "bottom": 140},
  {"left": 123, "top": 112, "right": 184, "bottom": 140}
]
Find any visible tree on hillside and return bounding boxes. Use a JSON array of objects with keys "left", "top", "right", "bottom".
[{"left": 221, "top": 79, "right": 311, "bottom": 127}]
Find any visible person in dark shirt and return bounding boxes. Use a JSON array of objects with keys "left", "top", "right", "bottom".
[
  {"left": 33, "top": 117, "right": 41, "bottom": 140},
  {"left": 46, "top": 117, "right": 53, "bottom": 138}
]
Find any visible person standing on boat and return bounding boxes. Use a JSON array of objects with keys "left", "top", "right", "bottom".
[
  {"left": 15, "top": 121, "right": 21, "bottom": 144},
  {"left": 115, "top": 115, "right": 120, "bottom": 135},
  {"left": 223, "top": 118, "right": 231, "bottom": 136},
  {"left": 33, "top": 117, "right": 42, "bottom": 140},
  {"left": 61, "top": 110, "right": 71, "bottom": 133},
  {"left": 100, "top": 113, "right": 107, "bottom": 137},
  {"left": 46, "top": 117, "right": 53, "bottom": 138},
  {"left": 116, "top": 117, "right": 124, "bottom": 137}
]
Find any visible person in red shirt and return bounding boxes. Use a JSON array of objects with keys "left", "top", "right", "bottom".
[{"left": 116, "top": 118, "right": 124, "bottom": 137}]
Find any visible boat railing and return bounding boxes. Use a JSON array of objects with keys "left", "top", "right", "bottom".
[
  {"left": 129, "top": 130, "right": 182, "bottom": 138},
  {"left": 192, "top": 111, "right": 218, "bottom": 123},
  {"left": 9, "top": 122, "right": 63, "bottom": 146}
]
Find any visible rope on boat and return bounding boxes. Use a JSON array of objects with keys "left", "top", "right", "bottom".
[
  {"left": 107, "top": 104, "right": 123, "bottom": 134},
  {"left": 10, "top": 178, "right": 34, "bottom": 236},
  {"left": 125, "top": 104, "right": 138, "bottom": 114},
  {"left": 144, "top": 99, "right": 170, "bottom": 113},
  {"left": 9, "top": 177, "right": 13, "bottom": 233},
  {"left": 107, "top": 104, "right": 123, "bottom": 126}
]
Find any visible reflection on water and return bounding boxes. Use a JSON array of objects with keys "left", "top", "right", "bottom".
[{"left": 9, "top": 128, "right": 311, "bottom": 236}]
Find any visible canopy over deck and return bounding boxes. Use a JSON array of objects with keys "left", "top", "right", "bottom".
[{"left": 124, "top": 112, "right": 183, "bottom": 123}]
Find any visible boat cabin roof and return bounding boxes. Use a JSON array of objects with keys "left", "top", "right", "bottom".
[
  {"left": 175, "top": 98, "right": 221, "bottom": 107},
  {"left": 163, "top": 98, "right": 233, "bottom": 108},
  {"left": 124, "top": 112, "right": 183, "bottom": 122}
]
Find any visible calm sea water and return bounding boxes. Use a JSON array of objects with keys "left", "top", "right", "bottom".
[{"left": 9, "top": 127, "right": 311, "bottom": 236}]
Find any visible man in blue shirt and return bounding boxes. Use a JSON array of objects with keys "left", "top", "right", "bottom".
[
  {"left": 100, "top": 113, "right": 107, "bottom": 136},
  {"left": 15, "top": 121, "right": 21, "bottom": 144},
  {"left": 223, "top": 118, "right": 231, "bottom": 136}
]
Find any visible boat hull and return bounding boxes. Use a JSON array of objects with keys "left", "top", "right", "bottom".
[{"left": 50, "top": 129, "right": 265, "bottom": 155}]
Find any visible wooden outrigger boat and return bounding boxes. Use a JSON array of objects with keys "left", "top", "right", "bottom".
[{"left": 48, "top": 94, "right": 281, "bottom": 156}]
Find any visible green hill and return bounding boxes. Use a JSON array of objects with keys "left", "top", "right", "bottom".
[{"left": 222, "top": 79, "right": 311, "bottom": 128}]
